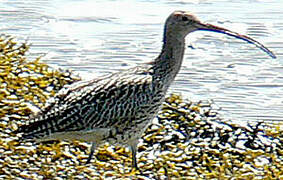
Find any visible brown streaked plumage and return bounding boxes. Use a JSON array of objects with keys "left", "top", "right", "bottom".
[{"left": 15, "top": 10, "right": 276, "bottom": 171}]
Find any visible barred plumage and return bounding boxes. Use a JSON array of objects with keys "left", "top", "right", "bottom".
[
  {"left": 15, "top": 11, "right": 275, "bottom": 171},
  {"left": 18, "top": 65, "right": 163, "bottom": 138}
]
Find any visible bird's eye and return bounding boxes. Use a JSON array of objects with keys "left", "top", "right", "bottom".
[{"left": 182, "top": 16, "right": 189, "bottom": 21}]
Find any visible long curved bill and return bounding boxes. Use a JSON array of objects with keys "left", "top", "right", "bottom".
[{"left": 196, "top": 22, "right": 276, "bottom": 59}]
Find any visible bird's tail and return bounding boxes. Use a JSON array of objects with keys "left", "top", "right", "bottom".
[{"left": 12, "top": 118, "right": 54, "bottom": 142}]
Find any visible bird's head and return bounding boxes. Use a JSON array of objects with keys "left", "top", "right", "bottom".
[
  {"left": 165, "top": 11, "right": 201, "bottom": 38},
  {"left": 164, "top": 10, "right": 276, "bottom": 59}
]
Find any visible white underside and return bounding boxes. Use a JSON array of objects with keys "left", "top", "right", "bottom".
[{"left": 35, "top": 128, "right": 109, "bottom": 143}]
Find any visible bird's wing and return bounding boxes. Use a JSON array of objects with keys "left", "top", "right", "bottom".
[{"left": 15, "top": 66, "right": 161, "bottom": 140}]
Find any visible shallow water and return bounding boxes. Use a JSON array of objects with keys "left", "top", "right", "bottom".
[{"left": 1, "top": 0, "right": 282, "bottom": 122}]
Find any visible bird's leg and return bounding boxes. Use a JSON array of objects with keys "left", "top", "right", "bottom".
[
  {"left": 86, "top": 142, "right": 96, "bottom": 164},
  {"left": 130, "top": 141, "right": 138, "bottom": 170}
]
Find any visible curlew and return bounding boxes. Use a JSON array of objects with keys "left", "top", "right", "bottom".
[{"left": 14, "top": 11, "right": 276, "bottom": 171}]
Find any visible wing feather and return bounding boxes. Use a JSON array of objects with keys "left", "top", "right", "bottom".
[{"left": 15, "top": 66, "right": 159, "bottom": 140}]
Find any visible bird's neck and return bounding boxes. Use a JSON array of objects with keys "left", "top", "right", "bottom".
[{"left": 153, "top": 32, "right": 185, "bottom": 89}]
